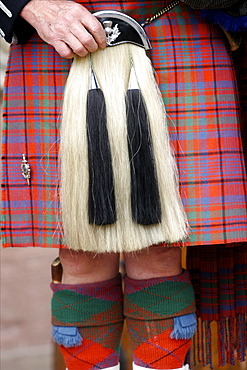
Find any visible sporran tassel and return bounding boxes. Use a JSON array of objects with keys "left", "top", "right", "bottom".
[
  {"left": 126, "top": 66, "right": 161, "bottom": 225},
  {"left": 86, "top": 66, "right": 116, "bottom": 225}
]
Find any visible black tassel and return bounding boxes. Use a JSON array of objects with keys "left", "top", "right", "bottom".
[
  {"left": 86, "top": 69, "right": 116, "bottom": 225},
  {"left": 126, "top": 85, "right": 162, "bottom": 225}
]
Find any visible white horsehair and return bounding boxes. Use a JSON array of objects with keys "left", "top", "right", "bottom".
[{"left": 59, "top": 44, "right": 188, "bottom": 252}]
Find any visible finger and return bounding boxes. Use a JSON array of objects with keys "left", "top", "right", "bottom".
[
  {"left": 64, "top": 4, "right": 106, "bottom": 49},
  {"left": 52, "top": 40, "right": 77, "bottom": 59},
  {"left": 69, "top": 23, "right": 99, "bottom": 54},
  {"left": 79, "top": 15, "right": 106, "bottom": 49}
]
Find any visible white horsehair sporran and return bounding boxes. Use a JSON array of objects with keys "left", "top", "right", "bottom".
[{"left": 59, "top": 10, "right": 188, "bottom": 253}]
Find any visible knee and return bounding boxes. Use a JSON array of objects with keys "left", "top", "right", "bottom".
[
  {"left": 59, "top": 249, "right": 120, "bottom": 284},
  {"left": 124, "top": 246, "right": 182, "bottom": 280}
]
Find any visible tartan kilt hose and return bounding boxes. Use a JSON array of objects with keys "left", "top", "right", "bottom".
[{"left": 2, "top": 0, "right": 247, "bottom": 249}]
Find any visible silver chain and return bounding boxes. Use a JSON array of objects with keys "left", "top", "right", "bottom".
[{"left": 141, "top": 0, "right": 181, "bottom": 27}]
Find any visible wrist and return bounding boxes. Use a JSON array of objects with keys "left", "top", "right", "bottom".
[
  {"left": 20, "top": 0, "right": 68, "bottom": 25},
  {"left": 20, "top": 0, "right": 38, "bottom": 23}
]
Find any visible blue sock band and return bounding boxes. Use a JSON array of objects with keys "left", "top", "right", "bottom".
[
  {"left": 52, "top": 325, "right": 82, "bottom": 347},
  {"left": 171, "top": 312, "right": 197, "bottom": 340}
]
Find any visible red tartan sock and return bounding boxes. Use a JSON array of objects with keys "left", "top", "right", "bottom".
[
  {"left": 124, "top": 271, "right": 196, "bottom": 369},
  {"left": 126, "top": 319, "right": 191, "bottom": 369},
  {"left": 59, "top": 324, "right": 122, "bottom": 370},
  {"left": 51, "top": 274, "right": 124, "bottom": 370}
]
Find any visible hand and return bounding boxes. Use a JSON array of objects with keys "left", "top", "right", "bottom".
[{"left": 20, "top": 0, "right": 106, "bottom": 58}]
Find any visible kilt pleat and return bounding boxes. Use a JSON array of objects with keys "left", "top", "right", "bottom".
[{"left": 2, "top": 1, "right": 247, "bottom": 249}]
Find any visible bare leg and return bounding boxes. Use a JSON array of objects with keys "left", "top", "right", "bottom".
[
  {"left": 124, "top": 245, "right": 182, "bottom": 279},
  {"left": 59, "top": 249, "right": 120, "bottom": 283}
]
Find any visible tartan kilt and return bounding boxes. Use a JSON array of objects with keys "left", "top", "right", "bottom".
[{"left": 2, "top": 0, "right": 247, "bottom": 249}]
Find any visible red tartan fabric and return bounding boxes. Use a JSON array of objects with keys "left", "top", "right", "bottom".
[
  {"left": 187, "top": 243, "right": 247, "bottom": 367},
  {"left": 2, "top": 0, "right": 247, "bottom": 249}
]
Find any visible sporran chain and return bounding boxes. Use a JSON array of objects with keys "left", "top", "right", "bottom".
[{"left": 141, "top": 0, "right": 181, "bottom": 27}]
